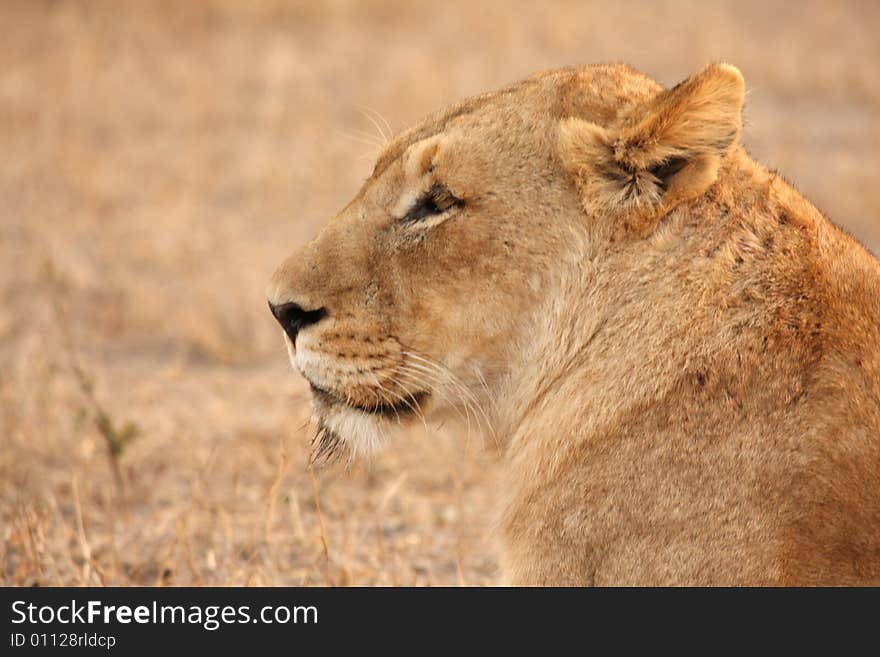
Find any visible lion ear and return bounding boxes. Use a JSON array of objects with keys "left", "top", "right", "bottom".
[{"left": 559, "top": 63, "right": 745, "bottom": 230}]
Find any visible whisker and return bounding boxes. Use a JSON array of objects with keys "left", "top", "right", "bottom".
[
  {"left": 419, "top": 354, "right": 495, "bottom": 436},
  {"left": 364, "top": 382, "right": 402, "bottom": 428},
  {"left": 371, "top": 107, "right": 394, "bottom": 142},
  {"left": 371, "top": 372, "right": 431, "bottom": 437},
  {"left": 472, "top": 366, "right": 501, "bottom": 447},
  {"left": 336, "top": 129, "right": 385, "bottom": 150},
  {"left": 389, "top": 366, "right": 458, "bottom": 436},
  {"left": 395, "top": 363, "right": 468, "bottom": 426},
  {"left": 402, "top": 351, "right": 497, "bottom": 444},
  {"left": 355, "top": 104, "right": 393, "bottom": 143},
  {"left": 398, "top": 360, "right": 474, "bottom": 433},
  {"left": 397, "top": 361, "right": 476, "bottom": 443}
]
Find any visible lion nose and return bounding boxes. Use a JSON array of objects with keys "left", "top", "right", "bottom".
[{"left": 268, "top": 301, "right": 328, "bottom": 344}]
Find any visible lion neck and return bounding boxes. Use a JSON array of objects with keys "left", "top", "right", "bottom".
[{"left": 495, "top": 154, "right": 786, "bottom": 468}]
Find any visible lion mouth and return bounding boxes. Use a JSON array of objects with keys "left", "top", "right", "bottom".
[{"left": 308, "top": 382, "right": 428, "bottom": 418}]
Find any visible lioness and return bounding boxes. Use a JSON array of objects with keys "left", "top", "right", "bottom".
[{"left": 268, "top": 63, "right": 880, "bottom": 585}]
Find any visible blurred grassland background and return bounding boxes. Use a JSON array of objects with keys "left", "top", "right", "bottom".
[{"left": 2, "top": 0, "right": 878, "bottom": 585}]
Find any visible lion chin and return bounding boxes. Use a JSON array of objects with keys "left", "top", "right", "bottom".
[
  {"left": 310, "top": 411, "right": 380, "bottom": 465},
  {"left": 308, "top": 383, "right": 430, "bottom": 463}
]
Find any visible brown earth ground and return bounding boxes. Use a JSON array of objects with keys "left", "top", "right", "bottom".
[{"left": 2, "top": 0, "right": 878, "bottom": 586}]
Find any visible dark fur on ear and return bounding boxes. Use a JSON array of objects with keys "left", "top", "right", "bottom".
[{"left": 559, "top": 63, "right": 745, "bottom": 233}]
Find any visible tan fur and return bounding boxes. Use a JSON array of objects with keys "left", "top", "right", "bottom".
[{"left": 268, "top": 63, "right": 880, "bottom": 585}]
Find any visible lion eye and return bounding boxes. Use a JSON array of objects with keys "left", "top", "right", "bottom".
[{"left": 403, "top": 184, "right": 463, "bottom": 223}]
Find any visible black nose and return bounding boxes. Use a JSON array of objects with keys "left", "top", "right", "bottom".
[{"left": 268, "top": 301, "right": 328, "bottom": 343}]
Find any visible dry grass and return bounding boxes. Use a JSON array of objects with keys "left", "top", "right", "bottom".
[{"left": 2, "top": 0, "right": 878, "bottom": 586}]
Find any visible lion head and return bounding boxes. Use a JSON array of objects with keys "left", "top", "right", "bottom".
[{"left": 267, "top": 63, "right": 745, "bottom": 461}]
